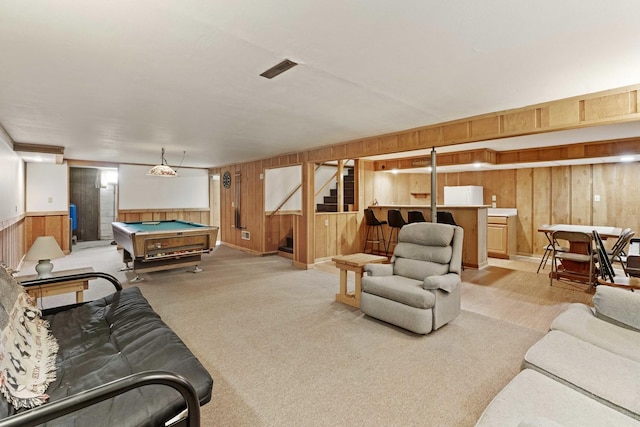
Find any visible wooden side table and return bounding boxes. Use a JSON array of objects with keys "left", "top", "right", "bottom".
[
  {"left": 332, "top": 253, "right": 387, "bottom": 308},
  {"left": 17, "top": 267, "right": 95, "bottom": 303},
  {"left": 597, "top": 276, "right": 640, "bottom": 291}
]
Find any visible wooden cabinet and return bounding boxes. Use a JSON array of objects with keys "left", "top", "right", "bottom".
[{"left": 488, "top": 215, "right": 517, "bottom": 259}]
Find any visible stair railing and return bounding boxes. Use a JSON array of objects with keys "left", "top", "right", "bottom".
[{"left": 268, "top": 164, "right": 325, "bottom": 217}]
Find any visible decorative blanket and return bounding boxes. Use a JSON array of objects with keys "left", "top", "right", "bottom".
[{"left": 0, "top": 265, "right": 58, "bottom": 409}]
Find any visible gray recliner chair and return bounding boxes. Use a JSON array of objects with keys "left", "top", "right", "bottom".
[{"left": 361, "top": 222, "right": 463, "bottom": 334}]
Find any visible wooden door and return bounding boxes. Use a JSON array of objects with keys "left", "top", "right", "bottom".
[{"left": 70, "top": 168, "right": 100, "bottom": 241}]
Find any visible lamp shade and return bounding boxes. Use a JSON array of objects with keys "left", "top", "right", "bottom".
[
  {"left": 25, "top": 236, "right": 65, "bottom": 261},
  {"left": 147, "top": 164, "right": 178, "bottom": 177},
  {"left": 24, "top": 236, "right": 65, "bottom": 278},
  {"left": 147, "top": 148, "right": 178, "bottom": 177}
]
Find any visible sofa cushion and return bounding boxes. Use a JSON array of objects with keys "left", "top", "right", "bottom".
[
  {"left": 475, "top": 369, "right": 639, "bottom": 427},
  {"left": 361, "top": 275, "right": 434, "bottom": 309},
  {"left": 592, "top": 285, "right": 640, "bottom": 332},
  {"left": 551, "top": 303, "right": 640, "bottom": 363},
  {"left": 398, "top": 222, "right": 454, "bottom": 247},
  {"left": 0, "top": 286, "right": 213, "bottom": 426},
  {"left": 394, "top": 257, "right": 450, "bottom": 281},
  {"left": 523, "top": 330, "right": 640, "bottom": 420}
]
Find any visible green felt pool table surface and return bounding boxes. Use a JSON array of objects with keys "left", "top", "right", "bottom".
[{"left": 116, "top": 220, "right": 208, "bottom": 233}]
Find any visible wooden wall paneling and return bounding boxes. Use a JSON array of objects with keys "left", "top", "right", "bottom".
[
  {"left": 264, "top": 215, "right": 278, "bottom": 252},
  {"left": 550, "top": 166, "right": 571, "bottom": 224},
  {"left": 532, "top": 168, "right": 552, "bottom": 255},
  {"left": 569, "top": 165, "right": 592, "bottom": 225},
  {"left": 314, "top": 214, "right": 328, "bottom": 259},
  {"left": 328, "top": 214, "right": 339, "bottom": 256},
  {"left": 615, "top": 163, "right": 640, "bottom": 233},
  {"left": 498, "top": 169, "right": 517, "bottom": 208},
  {"left": 294, "top": 162, "right": 315, "bottom": 267},
  {"left": 25, "top": 214, "right": 69, "bottom": 253},
  {"left": 394, "top": 174, "right": 411, "bottom": 205},
  {"left": 344, "top": 213, "right": 359, "bottom": 254},
  {"left": 516, "top": 168, "right": 534, "bottom": 255},
  {"left": 1, "top": 218, "right": 25, "bottom": 269},
  {"left": 591, "top": 164, "right": 609, "bottom": 228}
]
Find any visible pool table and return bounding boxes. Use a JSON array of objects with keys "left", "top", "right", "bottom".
[{"left": 112, "top": 220, "right": 219, "bottom": 280}]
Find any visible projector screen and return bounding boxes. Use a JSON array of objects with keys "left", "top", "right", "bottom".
[{"left": 118, "top": 164, "right": 209, "bottom": 210}]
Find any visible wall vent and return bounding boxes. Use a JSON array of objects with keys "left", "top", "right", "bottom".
[
  {"left": 241, "top": 230, "right": 251, "bottom": 240},
  {"left": 260, "top": 59, "right": 298, "bottom": 79}
]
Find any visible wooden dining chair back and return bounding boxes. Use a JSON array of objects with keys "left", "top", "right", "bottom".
[{"left": 550, "top": 230, "right": 597, "bottom": 290}]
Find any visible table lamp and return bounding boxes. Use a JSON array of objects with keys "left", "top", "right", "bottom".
[{"left": 24, "top": 236, "right": 65, "bottom": 278}]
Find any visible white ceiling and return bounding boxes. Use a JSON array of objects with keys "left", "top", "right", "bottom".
[{"left": 1, "top": 1, "right": 640, "bottom": 169}]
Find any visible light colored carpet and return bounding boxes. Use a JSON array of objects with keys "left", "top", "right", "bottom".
[{"left": 22, "top": 243, "right": 543, "bottom": 426}]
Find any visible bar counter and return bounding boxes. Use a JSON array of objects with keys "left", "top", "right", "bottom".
[{"left": 368, "top": 205, "right": 489, "bottom": 269}]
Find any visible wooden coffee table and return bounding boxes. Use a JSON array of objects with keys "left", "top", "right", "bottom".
[
  {"left": 332, "top": 253, "right": 387, "bottom": 308},
  {"left": 17, "top": 267, "right": 94, "bottom": 303}
]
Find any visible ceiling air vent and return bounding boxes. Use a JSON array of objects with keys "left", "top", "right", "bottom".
[{"left": 260, "top": 59, "right": 298, "bottom": 79}]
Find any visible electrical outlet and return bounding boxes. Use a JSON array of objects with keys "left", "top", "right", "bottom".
[
  {"left": 594, "top": 195, "right": 600, "bottom": 202},
  {"left": 324, "top": 219, "right": 329, "bottom": 226},
  {"left": 48, "top": 196, "right": 53, "bottom": 203},
  {"left": 241, "top": 231, "right": 251, "bottom": 240}
]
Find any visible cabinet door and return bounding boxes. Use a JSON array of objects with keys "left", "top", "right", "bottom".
[{"left": 488, "top": 224, "right": 508, "bottom": 256}]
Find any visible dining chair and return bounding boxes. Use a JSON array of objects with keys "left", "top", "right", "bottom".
[
  {"left": 550, "top": 230, "right": 597, "bottom": 291},
  {"left": 537, "top": 225, "right": 568, "bottom": 274}
]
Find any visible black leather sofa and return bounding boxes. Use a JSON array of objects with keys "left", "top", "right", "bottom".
[{"left": 0, "top": 272, "right": 213, "bottom": 427}]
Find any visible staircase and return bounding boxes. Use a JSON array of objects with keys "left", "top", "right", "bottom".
[
  {"left": 278, "top": 235, "right": 294, "bottom": 259},
  {"left": 316, "top": 167, "right": 355, "bottom": 212}
]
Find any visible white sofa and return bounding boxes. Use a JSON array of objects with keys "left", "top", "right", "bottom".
[{"left": 476, "top": 285, "right": 640, "bottom": 426}]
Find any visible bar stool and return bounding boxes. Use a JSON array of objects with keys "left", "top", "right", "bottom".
[
  {"left": 408, "top": 210, "right": 426, "bottom": 223},
  {"left": 363, "top": 208, "right": 387, "bottom": 255},
  {"left": 387, "top": 209, "right": 407, "bottom": 255},
  {"left": 436, "top": 211, "right": 458, "bottom": 226}
]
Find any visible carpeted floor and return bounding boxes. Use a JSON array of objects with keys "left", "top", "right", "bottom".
[{"left": 21, "top": 242, "right": 543, "bottom": 426}]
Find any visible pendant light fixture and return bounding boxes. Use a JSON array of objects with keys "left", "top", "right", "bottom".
[{"left": 147, "top": 148, "right": 178, "bottom": 177}]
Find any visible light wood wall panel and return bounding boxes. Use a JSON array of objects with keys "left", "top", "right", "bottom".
[
  {"left": 315, "top": 213, "right": 361, "bottom": 259},
  {"left": 0, "top": 216, "right": 25, "bottom": 270},
  {"left": 570, "top": 165, "right": 592, "bottom": 225},
  {"left": 550, "top": 166, "right": 570, "bottom": 223},
  {"left": 25, "top": 213, "right": 70, "bottom": 254},
  {"left": 264, "top": 214, "right": 294, "bottom": 253},
  {"left": 515, "top": 169, "right": 533, "bottom": 254}
]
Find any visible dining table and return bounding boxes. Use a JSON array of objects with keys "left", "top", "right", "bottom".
[
  {"left": 537, "top": 224, "right": 623, "bottom": 287},
  {"left": 537, "top": 224, "right": 622, "bottom": 239}
]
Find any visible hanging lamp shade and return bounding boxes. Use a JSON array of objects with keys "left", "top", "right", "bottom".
[{"left": 147, "top": 148, "right": 178, "bottom": 177}]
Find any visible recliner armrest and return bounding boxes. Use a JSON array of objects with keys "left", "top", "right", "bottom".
[
  {"left": 422, "top": 273, "right": 460, "bottom": 293},
  {"left": 593, "top": 285, "right": 640, "bottom": 331},
  {"left": 364, "top": 263, "right": 393, "bottom": 276}
]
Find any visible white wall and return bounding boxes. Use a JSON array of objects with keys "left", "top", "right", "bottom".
[
  {"left": 0, "top": 133, "right": 25, "bottom": 222},
  {"left": 26, "top": 162, "right": 68, "bottom": 212},
  {"left": 264, "top": 165, "right": 301, "bottom": 212},
  {"left": 118, "top": 164, "right": 209, "bottom": 209}
]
